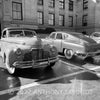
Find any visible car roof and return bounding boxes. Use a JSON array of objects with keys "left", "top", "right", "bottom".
[
  {"left": 54, "top": 31, "right": 81, "bottom": 34},
  {"left": 3, "top": 27, "right": 35, "bottom": 32}
]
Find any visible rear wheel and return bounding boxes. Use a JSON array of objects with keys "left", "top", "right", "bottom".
[{"left": 64, "top": 49, "right": 73, "bottom": 59}]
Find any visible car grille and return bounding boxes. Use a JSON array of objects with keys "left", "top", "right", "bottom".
[{"left": 23, "top": 48, "right": 51, "bottom": 61}]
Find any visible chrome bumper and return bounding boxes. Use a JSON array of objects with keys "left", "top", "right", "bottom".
[
  {"left": 76, "top": 50, "right": 100, "bottom": 58},
  {"left": 13, "top": 57, "right": 59, "bottom": 69}
]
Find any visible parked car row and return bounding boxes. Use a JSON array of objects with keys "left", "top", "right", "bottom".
[
  {"left": 0, "top": 27, "right": 100, "bottom": 75},
  {"left": 42, "top": 31, "right": 100, "bottom": 60}
]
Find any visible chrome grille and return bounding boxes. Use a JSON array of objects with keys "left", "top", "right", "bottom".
[{"left": 23, "top": 48, "right": 50, "bottom": 61}]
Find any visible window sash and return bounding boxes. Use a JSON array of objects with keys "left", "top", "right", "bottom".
[
  {"left": 59, "top": 15, "right": 64, "bottom": 26},
  {"left": 49, "top": 0, "right": 55, "bottom": 8},
  {"left": 49, "top": 13, "right": 55, "bottom": 25},
  {"left": 37, "top": 11, "right": 43, "bottom": 24},
  {"left": 12, "top": 2, "right": 22, "bottom": 20}
]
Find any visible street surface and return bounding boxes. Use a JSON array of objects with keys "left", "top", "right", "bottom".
[{"left": 0, "top": 55, "right": 100, "bottom": 100}]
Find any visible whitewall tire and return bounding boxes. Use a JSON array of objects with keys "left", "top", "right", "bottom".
[{"left": 64, "top": 49, "right": 73, "bottom": 59}]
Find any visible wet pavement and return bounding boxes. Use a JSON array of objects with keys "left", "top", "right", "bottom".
[{"left": 0, "top": 56, "right": 100, "bottom": 100}]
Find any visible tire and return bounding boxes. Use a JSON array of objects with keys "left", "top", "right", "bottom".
[
  {"left": 5, "top": 55, "right": 15, "bottom": 74},
  {"left": 64, "top": 49, "right": 73, "bottom": 59},
  {"left": 45, "top": 62, "right": 56, "bottom": 70}
]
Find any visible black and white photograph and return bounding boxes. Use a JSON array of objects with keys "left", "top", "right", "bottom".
[{"left": 0, "top": 0, "right": 100, "bottom": 100}]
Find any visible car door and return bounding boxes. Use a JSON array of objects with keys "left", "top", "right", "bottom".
[
  {"left": 63, "top": 33, "right": 82, "bottom": 51},
  {"left": 53, "top": 32, "right": 63, "bottom": 52}
]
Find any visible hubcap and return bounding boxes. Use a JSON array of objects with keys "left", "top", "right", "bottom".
[{"left": 64, "top": 49, "right": 73, "bottom": 59}]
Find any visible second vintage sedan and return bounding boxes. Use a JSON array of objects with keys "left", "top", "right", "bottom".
[
  {"left": 0, "top": 27, "right": 58, "bottom": 74},
  {"left": 90, "top": 32, "right": 100, "bottom": 43},
  {"left": 42, "top": 31, "right": 100, "bottom": 60}
]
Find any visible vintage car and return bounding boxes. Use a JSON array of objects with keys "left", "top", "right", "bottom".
[
  {"left": 42, "top": 31, "right": 100, "bottom": 60},
  {"left": 90, "top": 32, "right": 100, "bottom": 43},
  {"left": 0, "top": 27, "right": 58, "bottom": 74}
]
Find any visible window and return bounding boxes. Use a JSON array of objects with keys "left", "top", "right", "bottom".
[
  {"left": 12, "top": 2, "right": 23, "bottom": 20},
  {"left": 56, "top": 33, "right": 62, "bottom": 39},
  {"left": 69, "top": 16, "right": 73, "bottom": 27},
  {"left": 59, "top": 15, "right": 64, "bottom": 26},
  {"left": 59, "top": 0, "right": 65, "bottom": 9},
  {"left": 83, "top": 0, "right": 88, "bottom": 10},
  {"left": 82, "top": 15, "right": 88, "bottom": 26},
  {"left": 37, "top": 11, "right": 44, "bottom": 24},
  {"left": 38, "top": 0, "right": 43, "bottom": 5},
  {"left": 69, "top": 0, "right": 73, "bottom": 11},
  {"left": 49, "top": 33, "right": 56, "bottom": 39},
  {"left": 49, "top": 0, "right": 55, "bottom": 8},
  {"left": 49, "top": 13, "right": 55, "bottom": 25}
]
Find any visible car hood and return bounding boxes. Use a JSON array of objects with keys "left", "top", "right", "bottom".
[{"left": 2, "top": 37, "right": 42, "bottom": 46}]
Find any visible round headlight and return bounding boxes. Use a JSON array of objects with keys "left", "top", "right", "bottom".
[
  {"left": 14, "top": 48, "right": 22, "bottom": 55},
  {"left": 50, "top": 46, "right": 58, "bottom": 56}
]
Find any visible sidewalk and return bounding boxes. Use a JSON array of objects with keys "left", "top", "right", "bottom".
[{"left": 10, "top": 79, "right": 100, "bottom": 100}]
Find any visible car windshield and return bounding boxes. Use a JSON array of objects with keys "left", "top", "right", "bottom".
[{"left": 8, "top": 30, "right": 36, "bottom": 37}]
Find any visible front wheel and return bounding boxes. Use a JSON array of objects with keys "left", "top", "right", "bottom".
[
  {"left": 4, "top": 55, "right": 15, "bottom": 74},
  {"left": 64, "top": 49, "right": 74, "bottom": 59},
  {"left": 45, "top": 62, "right": 56, "bottom": 70}
]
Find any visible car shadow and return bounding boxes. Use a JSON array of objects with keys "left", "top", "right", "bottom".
[
  {"left": 0, "top": 68, "right": 21, "bottom": 100},
  {"left": 14, "top": 67, "right": 71, "bottom": 83}
]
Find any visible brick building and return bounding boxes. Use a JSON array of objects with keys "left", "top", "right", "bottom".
[{"left": 0, "top": 0, "right": 100, "bottom": 36}]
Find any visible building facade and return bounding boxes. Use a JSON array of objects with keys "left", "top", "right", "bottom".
[
  {"left": 0, "top": 0, "right": 100, "bottom": 35},
  {"left": 75, "top": 0, "right": 100, "bottom": 35},
  {"left": 0, "top": 0, "right": 76, "bottom": 33}
]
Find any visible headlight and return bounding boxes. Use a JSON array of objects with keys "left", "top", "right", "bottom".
[
  {"left": 50, "top": 46, "right": 58, "bottom": 56},
  {"left": 14, "top": 48, "right": 22, "bottom": 55}
]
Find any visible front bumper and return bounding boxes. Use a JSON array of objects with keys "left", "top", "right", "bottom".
[{"left": 13, "top": 57, "right": 59, "bottom": 69}]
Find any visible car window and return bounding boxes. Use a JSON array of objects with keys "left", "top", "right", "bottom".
[
  {"left": 49, "top": 33, "right": 56, "bottom": 39},
  {"left": 56, "top": 33, "right": 62, "bottom": 39},
  {"left": 24, "top": 30, "right": 36, "bottom": 37},
  {"left": 9, "top": 30, "right": 24, "bottom": 37}
]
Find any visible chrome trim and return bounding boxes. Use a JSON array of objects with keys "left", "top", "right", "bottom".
[{"left": 13, "top": 57, "right": 58, "bottom": 69}]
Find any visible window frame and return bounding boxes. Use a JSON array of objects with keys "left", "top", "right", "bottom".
[
  {"left": 12, "top": 2, "right": 23, "bottom": 20},
  {"left": 59, "top": 0, "right": 65, "bottom": 9},
  {"left": 48, "top": 13, "right": 55, "bottom": 26},
  {"left": 37, "top": 0, "right": 43, "bottom": 5},
  {"left": 59, "top": 15, "right": 64, "bottom": 26},
  {"left": 83, "top": 0, "right": 88, "bottom": 10},
  {"left": 69, "top": 0, "right": 73, "bottom": 11},
  {"left": 82, "top": 14, "right": 88, "bottom": 26},
  {"left": 37, "top": 11, "right": 44, "bottom": 25},
  {"left": 49, "top": 0, "right": 55, "bottom": 8},
  {"left": 69, "top": 16, "right": 73, "bottom": 27}
]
